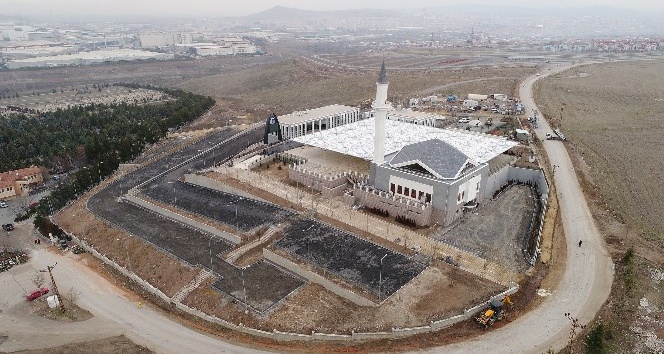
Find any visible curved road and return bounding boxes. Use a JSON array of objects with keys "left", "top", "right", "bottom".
[
  {"left": 417, "top": 64, "right": 614, "bottom": 353},
  {"left": 0, "top": 64, "right": 613, "bottom": 354}
]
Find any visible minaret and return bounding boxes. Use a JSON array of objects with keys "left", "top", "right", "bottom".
[{"left": 372, "top": 62, "right": 389, "bottom": 164}]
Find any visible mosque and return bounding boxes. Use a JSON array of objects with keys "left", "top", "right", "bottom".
[{"left": 268, "top": 63, "right": 529, "bottom": 227}]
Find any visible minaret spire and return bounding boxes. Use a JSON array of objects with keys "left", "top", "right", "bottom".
[{"left": 378, "top": 61, "right": 388, "bottom": 84}]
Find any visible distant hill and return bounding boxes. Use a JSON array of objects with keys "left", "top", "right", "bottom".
[
  {"left": 243, "top": 4, "right": 660, "bottom": 22},
  {"left": 244, "top": 5, "right": 400, "bottom": 22}
]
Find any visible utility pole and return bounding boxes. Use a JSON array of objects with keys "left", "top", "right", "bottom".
[{"left": 41, "top": 263, "right": 64, "bottom": 310}]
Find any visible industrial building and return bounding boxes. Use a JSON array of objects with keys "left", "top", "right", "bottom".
[{"left": 6, "top": 49, "right": 174, "bottom": 69}]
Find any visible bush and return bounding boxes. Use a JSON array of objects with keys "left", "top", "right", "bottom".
[{"left": 585, "top": 322, "right": 612, "bottom": 354}]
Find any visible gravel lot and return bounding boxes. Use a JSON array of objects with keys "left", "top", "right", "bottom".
[
  {"left": 142, "top": 181, "right": 292, "bottom": 233},
  {"left": 433, "top": 185, "right": 534, "bottom": 272},
  {"left": 277, "top": 218, "right": 428, "bottom": 299},
  {"left": 211, "top": 260, "right": 305, "bottom": 313}
]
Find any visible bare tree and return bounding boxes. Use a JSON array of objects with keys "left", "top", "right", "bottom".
[
  {"left": 65, "top": 287, "right": 80, "bottom": 304},
  {"left": 32, "top": 271, "right": 45, "bottom": 289}
]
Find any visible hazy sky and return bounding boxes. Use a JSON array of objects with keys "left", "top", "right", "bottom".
[{"left": 1, "top": 0, "right": 661, "bottom": 18}]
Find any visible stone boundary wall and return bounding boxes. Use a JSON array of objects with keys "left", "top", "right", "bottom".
[
  {"left": 124, "top": 193, "right": 241, "bottom": 244},
  {"left": 263, "top": 248, "right": 377, "bottom": 307},
  {"left": 321, "top": 184, "right": 346, "bottom": 198},
  {"left": 245, "top": 154, "right": 275, "bottom": 170},
  {"left": 351, "top": 186, "right": 434, "bottom": 227}
]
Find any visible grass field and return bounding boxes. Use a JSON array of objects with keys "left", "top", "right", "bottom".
[{"left": 535, "top": 60, "right": 664, "bottom": 353}]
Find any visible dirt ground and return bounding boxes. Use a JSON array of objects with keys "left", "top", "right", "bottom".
[
  {"left": 179, "top": 58, "right": 534, "bottom": 126},
  {"left": 535, "top": 60, "right": 664, "bottom": 353},
  {"left": 184, "top": 261, "right": 502, "bottom": 334},
  {"left": 7, "top": 335, "right": 154, "bottom": 354}
]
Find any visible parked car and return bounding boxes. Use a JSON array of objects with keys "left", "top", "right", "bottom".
[
  {"left": 2, "top": 224, "right": 14, "bottom": 231},
  {"left": 0, "top": 201, "right": 8, "bottom": 208},
  {"left": 26, "top": 287, "right": 49, "bottom": 301},
  {"left": 458, "top": 117, "right": 470, "bottom": 123}
]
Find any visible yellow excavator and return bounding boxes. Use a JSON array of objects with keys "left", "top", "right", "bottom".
[{"left": 476, "top": 295, "right": 512, "bottom": 329}]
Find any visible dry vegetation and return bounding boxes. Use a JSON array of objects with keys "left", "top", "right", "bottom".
[
  {"left": 535, "top": 60, "right": 664, "bottom": 353},
  {"left": 179, "top": 58, "right": 534, "bottom": 126}
]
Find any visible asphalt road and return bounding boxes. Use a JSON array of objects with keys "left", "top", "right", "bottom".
[{"left": 0, "top": 64, "right": 614, "bottom": 354}]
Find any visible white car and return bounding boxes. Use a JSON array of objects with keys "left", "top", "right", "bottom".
[
  {"left": 0, "top": 201, "right": 8, "bottom": 208},
  {"left": 458, "top": 118, "right": 470, "bottom": 123}
]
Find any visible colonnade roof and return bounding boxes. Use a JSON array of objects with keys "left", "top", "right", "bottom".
[
  {"left": 293, "top": 117, "right": 518, "bottom": 164},
  {"left": 279, "top": 104, "right": 358, "bottom": 125}
]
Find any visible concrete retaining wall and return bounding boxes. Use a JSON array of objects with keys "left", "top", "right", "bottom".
[
  {"left": 124, "top": 193, "right": 241, "bottom": 244},
  {"left": 183, "top": 173, "right": 266, "bottom": 202},
  {"left": 263, "top": 248, "right": 377, "bottom": 307}
]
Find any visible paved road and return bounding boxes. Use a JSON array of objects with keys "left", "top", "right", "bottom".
[{"left": 0, "top": 65, "right": 614, "bottom": 354}]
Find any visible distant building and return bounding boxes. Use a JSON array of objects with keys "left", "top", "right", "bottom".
[
  {"left": 139, "top": 33, "right": 192, "bottom": 48},
  {"left": 193, "top": 42, "right": 258, "bottom": 56},
  {"left": 0, "top": 166, "right": 43, "bottom": 199},
  {"left": 6, "top": 49, "right": 174, "bottom": 69}
]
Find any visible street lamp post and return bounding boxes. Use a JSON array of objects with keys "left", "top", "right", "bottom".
[
  {"left": 378, "top": 253, "right": 387, "bottom": 302},
  {"left": 241, "top": 268, "right": 247, "bottom": 303},
  {"left": 125, "top": 238, "right": 132, "bottom": 273},
  {"left": 209, "top": 237, "right": 214, "bottom": 272},
  {"left": 98, "top": 161, "right": 103, "bottom": 183}
]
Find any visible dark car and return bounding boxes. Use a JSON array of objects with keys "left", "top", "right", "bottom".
[{"left": 2, "top": 224, "right": 14, "bottom": 231}]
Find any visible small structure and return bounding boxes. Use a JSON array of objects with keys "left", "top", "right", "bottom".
[
  {"left": 0, "top": 166, "right": 43, "bottom": 199},
  {"left": 492, "top": 93, "right": 508, "bottom": 101},
  {"left": 462, "top": 99, "right": 479, "bottom": 110},
  {"left": 515, "top": 129, "right": 530, "bottom": 142},
  {"left": 467, "top": 94, "right": 488, "bottom": 101},
  {"left": 263, "top": 113, "right": 283, "bottom": 144}
]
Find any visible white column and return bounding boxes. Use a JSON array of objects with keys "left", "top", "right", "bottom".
[{"left": 373, "top": 81, "right": 389, "bottom": 165}]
